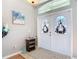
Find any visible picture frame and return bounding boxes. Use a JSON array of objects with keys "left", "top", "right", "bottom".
[{"left": 12, "top": 10, "right": 25, "bottom": 25}]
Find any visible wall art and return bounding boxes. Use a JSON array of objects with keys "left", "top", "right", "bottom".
[{"left": 12, "top": 10, "right": 25, "bottom": 24}]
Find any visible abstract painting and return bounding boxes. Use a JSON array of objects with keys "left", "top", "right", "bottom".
[{"left": 12, "top": 10, "right": 25, "bottom": 24}]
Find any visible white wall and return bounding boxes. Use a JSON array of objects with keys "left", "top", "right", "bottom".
[{"left": 2, "top": 0, "right": 37, "bottom": 57}]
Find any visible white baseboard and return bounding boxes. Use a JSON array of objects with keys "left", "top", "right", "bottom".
[{"left": 3, "top": 51, "right": 22, "bottom": 59}]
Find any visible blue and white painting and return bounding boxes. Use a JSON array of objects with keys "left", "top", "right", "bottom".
[{"left": 12, "top": 10, "right": 25, "bottom": 24}]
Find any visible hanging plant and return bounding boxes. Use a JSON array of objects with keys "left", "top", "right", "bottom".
[{"left": 2, "top": 24, "right": 9, "bottom": 38}]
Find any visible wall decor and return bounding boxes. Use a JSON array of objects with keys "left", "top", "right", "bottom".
[
  {"left": 42, "top": 20, "right": 49, "bottom": 33},
  {"left": 12, "top": 10, "right": 25, "bottom": 24},
  {"left": 2, "top": 24, "right": 9, "bottom": 38},
  {"left": 42, "top": 24, "right": 48, "bottom": 33},
  {"left": 55, "top": 16, "right": 66, "bottom": 34}
]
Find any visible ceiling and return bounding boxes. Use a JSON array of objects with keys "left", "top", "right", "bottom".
[
  {"left": 38, "top": 0, "right": 52, "bottom": 7},
  {"left": 26, "top": 0, "right": 50, "bottom": 6},
  {"left": 26, "top": 0, "right": 70, "bottom": 14},
  {"left": 39, "top": 0, "right": 48, "bottom": 4}
]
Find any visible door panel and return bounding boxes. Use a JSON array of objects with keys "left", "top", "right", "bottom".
[
  {"left": 50, "top": 9, "right": 72, "bottom": 56},
  {"left": 37, "top": 16, "right": 51, "bottom": 50}
]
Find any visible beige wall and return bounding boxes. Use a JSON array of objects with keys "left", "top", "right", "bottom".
[{"left": 2, "top": 0, "right": 37, "bottom": 57}]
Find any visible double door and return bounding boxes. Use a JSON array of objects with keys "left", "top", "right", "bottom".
[{"left": 37, "top": 9, "right": 72, "bottom": 56}]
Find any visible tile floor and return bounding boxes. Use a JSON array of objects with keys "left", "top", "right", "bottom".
[{"left": 21, "top": 48, "right": 71, "bottom": 59}]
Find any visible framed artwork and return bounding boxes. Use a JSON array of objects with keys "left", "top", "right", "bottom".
[{"left": 12, "top": 10, "right": 25, "bottom": 25}]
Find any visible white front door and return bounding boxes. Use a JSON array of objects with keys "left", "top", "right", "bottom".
[
  {"left": 37, "top": 9, "right": 72, "bottom": 56},
  {"left": 37, "top": 16, "right": 51, "bottom": 50},
  {"left": 50, "top": 9, "right": 72, "bottom": 56}
]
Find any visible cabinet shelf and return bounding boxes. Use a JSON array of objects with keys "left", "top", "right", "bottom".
[{"left": 26, "top": 38, "right": 36, "bottom": 52}]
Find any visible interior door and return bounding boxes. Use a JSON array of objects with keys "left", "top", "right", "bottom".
[{"left": 37, "top": 16, "right": 51, "bottom": 50}]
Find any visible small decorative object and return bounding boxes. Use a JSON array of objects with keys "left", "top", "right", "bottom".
[
  {"left": 42, "top": 20, "right": 49, "bottom": 33},
  {"left": 2, "top": 24, "right": 9, "bottom": 38},
  {"left": 43, "top": 24, "right": 48, "bottom": 33},
  {"left": 55, "top": 16, "right": 66, "bottom": 34},
  {"left": 12, "top": 10, "right": 25, "bottom": 24}
]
